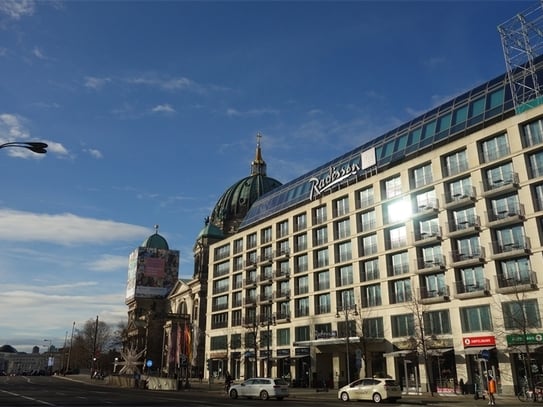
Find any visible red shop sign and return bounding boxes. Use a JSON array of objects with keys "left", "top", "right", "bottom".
[{"left": 463, "top": 336, "right": 496, "bottom": 347}]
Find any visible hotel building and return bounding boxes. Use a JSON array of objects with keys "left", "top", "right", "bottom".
[{"left": 203, "top": 53, "right": 543, "bottom": 395}]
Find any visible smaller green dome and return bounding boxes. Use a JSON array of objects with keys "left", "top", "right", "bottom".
[
  {"left": 197, "top": 217, "right": 224, "bottom": 240},
  {"left": 142, "top": 225, "right": 169, "bottom": 250}
]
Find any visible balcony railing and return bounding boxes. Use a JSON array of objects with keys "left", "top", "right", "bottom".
[
  {"left": 450, "top": 247, "right": 485, "bottom": 265},
  {"left": 486, "top": 204, "right": 525, "bottom": 226},
  {"left": 454, "top": 278, "right": 490, "bottom": 298},
  {"left": 490, "top": 237, "right": 531, "bottom": 258},
  {"left": 443, "top": 186, "right": 476, "bottom": 207},
  {"left": 481, "top": 172, "right": 519, "bottom": 196},
  {"left": 419, "top": 285, "right": 450, "bottom": 303},
  {"left": 495, "top": 271, "right": 537, "bottom": 294}
]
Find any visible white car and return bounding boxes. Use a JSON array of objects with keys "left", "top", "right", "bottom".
[
  {"left": 338, "top": 378, "right": 402, "bottom": 403},
  {"left": 229, "top": 377, "right": 289, "bottom": 400}
]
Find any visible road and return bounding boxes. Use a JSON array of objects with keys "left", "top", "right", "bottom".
[{"left": 0, "top": 375, "right": 528, "bottom": 406}]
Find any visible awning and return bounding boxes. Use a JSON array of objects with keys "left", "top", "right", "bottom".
[
  {"left": 505, "top": 345, "right": 543, "bottom": 353},
  {"left": 271, "top": 355, "right": 290, "bottom": 360},
  {"left": 293, "top": 337, "right": 360, "bottom": 347},
  {"left": 458, "top": 347, "right": 495, "bottom": 355},
  {"left": 384, "top": 350, "right": 415, "bottom": 358},
  {"left": 427, "top": 348, "right": 454, "bottom": 356},
  {"left": 290, "top": 354, "right": 310, "bottom": 359}
]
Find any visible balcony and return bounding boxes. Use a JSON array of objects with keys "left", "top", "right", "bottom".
[
  {"left": 274, "top": 249, "right": 290, "bottom": 260},
  {"left": 275, "top": 312, "right": 291, "bottom": 323},
  {"left": 257, "top": 272, "right": 274, "bottom": 284},
  {"left": 447, "top": 216, "right": 481, "bottom": 238},
  {"left": 415, "top": 256, "right": 446, "bottom": 273},
  {"left": 419, "top": 285, "right": 450, "bottom": 304},
  {"left": 243, "top": 297, "right": 258, "bottom": 308},
  {"left": 443, "top": 186, "right": 476, "bottom": 209},
  {"left": 486, "top": 204, "right": 525, "bottom": 227},
  {"left": 495, "top": 271, "right": 538, "bottom": 294},
  {"left": 244, "top": 258, "right": 257, "bottom": 270},
  {"left": 449, "top": 247, "right": 485, "bottom": 267},
  {"left": 258, "top": 254, "right": 273, "bottom": 266},
  {"left": 412, "top": 199, "right": 439, "bottom": 217},
  {"left": 258, "top": 293, "right": 273, "bottom": 304},
  {"left": 453, "top": 278, "right": 490, "bottom": 299},
  {"left": 481, "top": 172, "right": 519, "bottom": 198},
  {"left": 275, "top": 268, "right": 290, "bottom": 281},
  {"left": 273, "top": 289, "right": 291, "bottom": 300},
  {"left": 413, "top": 227, "right": 442, "bottom": 245},
  {"left": 490, "top": 237, "right": 531, "bottom": 260},
  {"left": 243, "top": 276, "right": 257, "bottom": 288}
]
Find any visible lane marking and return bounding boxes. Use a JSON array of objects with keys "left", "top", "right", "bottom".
[{"left": 0, "top": 389, "right": 56, "bottom": 406}]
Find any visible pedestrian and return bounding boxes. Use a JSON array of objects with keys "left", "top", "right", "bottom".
[
  {"left": 488, "top": 375, "right": 497, "bottom": 405},
  {"left": 459, "top": 378, "right": 465, "bottom": 395}
]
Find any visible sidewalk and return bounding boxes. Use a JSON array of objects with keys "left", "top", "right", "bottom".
[{"left": 57, "top": 374, "right": 522, "bottom": 405}]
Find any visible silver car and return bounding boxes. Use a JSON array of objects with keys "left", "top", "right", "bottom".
[
  {"left": 229, "top": 377, "right": 289, "bottom": 400},
  {"left": 338, "top": 378, "right": 402, "bottom": 403}
]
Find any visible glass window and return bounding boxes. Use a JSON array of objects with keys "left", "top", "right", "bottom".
[
  {"left": 480, "top": 133, "right": 510, "bottom": 163},
  {"left": 233, "top": 238, "right": 243, "bottom": 254},
  {"left": 277, "top": 220, "right": 289, "bottom": 238},
  {"left": 443, "top": 149, "right": 468, "bottom": 177},
  {"left": 389, "top": 226, "right": 407, "bottom": 249},
  {"left": 215, "top": 244, "right": 230, "bottom": 260},
  {"left": 498, "top": 257, "right": 531, "bottom": 284},
  {"left": 489, "top": 194, "right": 520, "bottom": 219},
  {"left": 357, "top": 186, "right": 374, "bottom": 208},
  {"left": 337, "top": 264, "right": 353, "bottom": 286},
  {"left": 316, "top": 293, "right": 331, "bottom": 314},
  {"left": 456, "top": 235, "right": 481, "bottom": 258},
  {"left": 412, "top": 163, "right": 433, "bottom": 188},
  {"left": 422, "top": 245, "right": 443, "bottom": 265},
  {"left": 337, "top": 288, "right": 355, "bottom": 309},
  {"left": 277, "top": 239, "right": 289, "bottom": 256},
  {"left": 385, "top": 197, "right": 411, "bottom": 223},
  {"left": 210, "top": 335, "right": 228, "bottom": 350},
  {"left": 294, "top": 254, "right": 308, "bottom": 273},
  {"left": 415, "top": 189, "right": 437, "bottom": 211},
  {"left": 335, "top": 218, "right": 351, "bottom": 239},
  {"left": 495, "top": 224, "right": 526, "bottom": 251},
  {"left": 294, "top": 213, "right": 307, "bottom": 231},
  {"left": 503, "top": 299, "right": 541, "bottom": 330},
  {"left": 392, "top": 278, "right": 412, "bottom": 303},
  {"left": 334, "top": 196, "right": 349, "bottom": 217},
  {"left": 261, "top": 227, "right": 272, "bottom": 244},
  {"left": 460, "top": 305, "right": 492, "bottom": 332},
  {"left": 362, "top": 258, "right": 379, "bottom": 281},
  {"left": 447, "top": 176, "right": 472, "bottom": 200},
  {"left": 485, "top": 162, "right": 514, "bottom": 189},
  {"left": 522, "top": 117, "right": 543, "bottom": 147},
  {"left": 359, "top": 210, "right": 376, "bottom": 232},
  {"left": 458, "top": 266, "right": 485, "bottom": 292},
  {"left": 422, "top": 273, "right": 446, "bottom": 297},
  {"left": 358, "top": 234, "right": 375, "bottom": 257},
  {"left": 424, "top": 310, "right": 451, "bottom": 335},
  {"left": 295, "top": 233, "right": 307, "bottom": 252},
  {"left": 277, "top": 328, "right": 290, "bottom": 346},
  {"left": 336, "top": 241, "right": 353, "bottom": 263},
  {"left": 315, "top": 270, "right": 330, "bottom": 291},
  {"left": 452, "top": 105, "right": 468, "bottom": 126},
  {"left": 363, "top": 317, "right": 384, "bottom": 338},
  {"left": 529, "top": 150, "right": 543, "bottom": 178},
  {"left": 469, "top": 97, "right": 485, "bottom": 118},
  {"left": 451, "top": 206, "right": 477, "bottom": 230},
  {"left": 294, "top": 325, "right": 310, "bottom": 341},
  {"left": 384, "top": 175, "right": 402, "bottom": 199},
  {"left": 295, "top": 275, "right": 309, "bottom": 295},
  {"left": 314, "top": 226, "right": 328, "bottom": 246},
  {"left": 391, "top": 314, "right": 415, "bottom": 337},
  {"left": 390, "top": 251, "right": 409, "bottom": 276},
  {"left": 247, "top": 233, "right": 257, "bottom": 249},
  {"left": 295, "top": 298, "right": 309, "bottom": 318},
  {"left": 313, "top": 205, "right": 327, "bottom": 225},
  {"left": 362, "top": 284, "right": 382, "bottom": 307},
  {"left": 315, "top": 248, "right": 329, "bottom": 268}
]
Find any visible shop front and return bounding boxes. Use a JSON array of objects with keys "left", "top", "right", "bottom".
[
  {"left": 506, "top": 333, "right": 543, "bottom": 394},
  {"left": 460, "top": 335, "right": 499, "bottom": 396}
]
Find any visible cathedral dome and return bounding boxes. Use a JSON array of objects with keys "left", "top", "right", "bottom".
[
  {"left": 141, "top": 226, "right": 169, "bottom": 250},
  {"left": 209, "top": 135, "right": 282, "bottom": 235}
]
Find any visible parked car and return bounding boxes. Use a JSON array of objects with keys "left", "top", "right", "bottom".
[
  {"left": 338, "top": 377, "right": 401, "bottom": 403},
  {"left": 229, "top": 377, "right": 289, "bottom": 400}
]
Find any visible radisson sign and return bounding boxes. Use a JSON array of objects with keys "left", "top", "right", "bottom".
[{"left": 308, "top": 147, "right": 377, "bottom": 200}]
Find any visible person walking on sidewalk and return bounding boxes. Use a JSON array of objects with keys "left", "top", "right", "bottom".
[{"left": 488, "top": 375, "right": 497, "bottom": 405}]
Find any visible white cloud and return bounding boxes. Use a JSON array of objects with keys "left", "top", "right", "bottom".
[
  {"left": 127, "top": 74, "right": 203, "bottom": 93},
  {"left": 85, "top": 254, "right": 129, "bottom": 272},
  {"left": 0, "top": 209, "right": 149, "bottom": 246},
  {"left": 0, "top": 0, "right": 35, "bottom": 20},
  {"left": 226, "top": 107, "right": 279, "bottom": 117},
  {"left": 84, "top": 76, "right": 111, "bottom": 90},
  {"left": 85, "top": 148, "right": 103, "bottom": 159},
  {"left": 0, "top": 113, "right": 30, "bottom": 140},
  {"left": 151, "top": 104, "right": 175, "bottom": 114},
  {"left": 32, "top": 46, "right": 46, "bottom": 59}
]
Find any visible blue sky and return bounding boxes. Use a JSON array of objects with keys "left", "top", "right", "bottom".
[{"left": 0, "top": 0, "right": 534, "bottom": 353}]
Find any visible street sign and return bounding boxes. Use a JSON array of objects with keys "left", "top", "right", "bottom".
[
  {"left": 146, "top": 359, "right": 153, "bottom": 368},
  {"left": 481, "top": 349, "right": 490, "bottom": 361}
]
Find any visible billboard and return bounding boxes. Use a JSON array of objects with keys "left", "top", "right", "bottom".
[{"left": 125, "top": 246, "right": 179, "bottom": 301}]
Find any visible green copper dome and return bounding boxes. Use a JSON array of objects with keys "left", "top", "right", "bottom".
[
  {"left": 142, "top": 226, "right": 169, "bottom": 250},
  {"left": 209, "top": 135, "right": 282, "bottom": 235}
]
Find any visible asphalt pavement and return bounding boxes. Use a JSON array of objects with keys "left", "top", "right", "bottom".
[{"left": 56, "top": 374, "right": 526, "bottom": 406}]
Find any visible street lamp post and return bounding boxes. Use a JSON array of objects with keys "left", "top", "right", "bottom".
[
  {"left": 261, "top": 315, "right": 276, "bottom": 378},
  {"left": 43, "top": 339, "right": 53, "bottom": 374},
  {"left": 336, "top": 303, "right": 358, "bottom": 386},
  {"left": 0, "top": 141, "right": 48, "bottom": 154}
]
